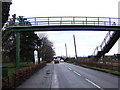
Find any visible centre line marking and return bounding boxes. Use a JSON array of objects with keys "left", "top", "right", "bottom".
[
  {"left": 85, "top": 78, "right": 104, "bottom": 90},
  {"left": 68, "top": 67, "right": 72, "bottom": 70},
  {"left": 73, "top": 71, "right": 81, "bottom": 76}
]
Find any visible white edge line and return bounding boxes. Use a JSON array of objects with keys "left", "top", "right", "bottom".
[
  {"left": 85, "top": 78, "right": 104, "bottom": 90},
  {"left": 64, "top": 65, "right": 72, "bottom": 71},
  {"left": 64, "top": 65, "right": 103, "bottom": 90},
  {"left": 73, "top": 71, "right": 81, "bottom": 76}
]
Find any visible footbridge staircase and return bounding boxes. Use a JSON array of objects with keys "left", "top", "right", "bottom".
[{"left": 92, "top": 31, "right": 120, "bottom": 61}]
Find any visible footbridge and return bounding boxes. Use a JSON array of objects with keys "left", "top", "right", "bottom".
[
  {"left": 4, "top": 16, "right": 120, "bottom": 68},
  {"left": 6, "top": 16, "right": 120, "bottom": 31}
]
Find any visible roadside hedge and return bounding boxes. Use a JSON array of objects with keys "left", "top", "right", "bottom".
[{"left": 2, "top": 61, "right": 46, "bottom": 89}]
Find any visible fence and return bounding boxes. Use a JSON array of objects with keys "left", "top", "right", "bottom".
[{"left": 2, "top": 62, "right": 46, "bottom": 89}]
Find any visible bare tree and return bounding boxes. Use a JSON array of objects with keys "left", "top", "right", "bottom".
[{"left": 37, "top": 33, "right": 55, "bottom": 62}]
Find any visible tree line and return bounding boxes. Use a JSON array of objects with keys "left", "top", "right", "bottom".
[
  {"left": 2, "top": 2, "right": 12, "bottom": 28},
  {"left": 2, "top": 14, "right": 55, "bottom": 63}
]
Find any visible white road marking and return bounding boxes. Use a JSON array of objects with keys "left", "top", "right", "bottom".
[
  {"left": 51, "top": 71, "right": 59, "bottom": 88},
  {"left": 64, "top": 65, "right": 72, "bottom": 70},
  {"left": 85, "top": 78, "right": 104, "bottom": 90},
  {"left": 64, "top": 65, "right": 81, "bottom": 76},
  {"left": 64, "top": 65, "right": 104, "bottom": 90},
  {"left": 73, "top": 71, "right": 81, "bottom": 76},
  {"left": 68, "top": 67, "right": 72, "bottom": 71},
  {"left": 64, "top": 65, "right": 72, "bottom": 71}
]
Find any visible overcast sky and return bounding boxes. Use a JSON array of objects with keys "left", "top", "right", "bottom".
[{"left": 9, "top": 0, "right": 119, "bottom": 57}]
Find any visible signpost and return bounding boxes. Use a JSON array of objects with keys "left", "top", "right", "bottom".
[{"left": 34, "top": 50, "right": 38, "bottom": 64}]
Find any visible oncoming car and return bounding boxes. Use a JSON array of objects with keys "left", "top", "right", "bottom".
[{"left": 53, "top": 59, "right": 59, "bottom": 64}]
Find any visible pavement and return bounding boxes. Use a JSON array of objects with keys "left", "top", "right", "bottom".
[{"left": 17, "top": 63, "right": 53, "bottom": 89}]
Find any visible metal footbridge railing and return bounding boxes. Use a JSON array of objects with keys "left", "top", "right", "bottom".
[
  {"left": 92, "top": 31, "right": 115, "bottom": 56},
  {"left": 6, "top": 16, "right": 120, "bottom": 26},
  {"left": 92, "top": 31, "right": 120, "bottom": 60}
]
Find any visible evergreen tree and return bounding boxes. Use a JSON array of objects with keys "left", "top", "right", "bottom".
[
  {"left": 2, "top": 2, "right": 12, "bottom": 27},
  {"left": 20, "top": 31, "right": 39, "bottom": 62}
]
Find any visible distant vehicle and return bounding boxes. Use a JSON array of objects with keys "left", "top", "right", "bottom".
[
  {"left": 53, "top": 59, "right": 59, "bottom": 64},
  {"left": 60, "top": 59, "right": 64, "bottom": 62}
]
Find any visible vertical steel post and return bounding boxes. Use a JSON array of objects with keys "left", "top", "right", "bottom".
[
  {"left": 16, "top": 32, "right": 20, "bottom": 70},
  {"left": 118, "top": 1, "right": 120, "bottom": 54},
  {"left": 86, "top": 17, "right": 87, "bottom": 25},
  {"left": 0, "top": 1, "right": 2, "bottom": 64},
  {"left": 0, "top": 1, "right": 2, "bottom": 89},
  {"left": 60, "top": 17, "right": 62, "bottom": 25},
  {"left": 98, "top": 17, "right": 99, "bottom": 25},
  {"left": 35, "top": 17, "right": 37, "bottom": 25},
  {"left": 48, "top": 17, "right": 49, "bottom": 26},
  {"left": 109, "top": 18, "right": 111, "bottom": 26}
]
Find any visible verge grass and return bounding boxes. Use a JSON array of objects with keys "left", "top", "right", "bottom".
[{"left": 78, "top": 64, "right": 120, "bottom": 76}]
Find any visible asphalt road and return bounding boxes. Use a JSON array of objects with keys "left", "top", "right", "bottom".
[{"left": 17, "top": 62, "right": 120, "bottom": 90}]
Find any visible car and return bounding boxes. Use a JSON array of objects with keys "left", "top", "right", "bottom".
[
  {"left": 60, "top": 59, "right": 64, "bottom": 62},
  {"left": 53, "top": 59, "right": 59, "bottom": 64}
]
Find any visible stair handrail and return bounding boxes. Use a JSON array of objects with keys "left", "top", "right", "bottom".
[{"left": 92, "top": 31, "right": 115, "bottom": 56}]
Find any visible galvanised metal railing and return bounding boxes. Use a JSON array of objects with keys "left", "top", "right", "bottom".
[
  {"left": 7, "top": 16, "right": 120, "bottom": 26},
  {"left": 92, "top": 31, "right": 115, "bottom": 56}
]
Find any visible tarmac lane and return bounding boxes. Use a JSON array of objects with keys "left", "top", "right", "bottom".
[
  {"left": 63, "top": 62, "right": 119, "bottom": 89},
  {"left": 16, "top": 62, "right": 120, "bottom": 90},
  {"left": 51, "top": 63, "right": 102, "bottom": 89}
]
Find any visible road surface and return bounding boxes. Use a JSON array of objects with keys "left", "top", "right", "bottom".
[{"left": 17, "top": 62, "right": 120, "bottom": 90}]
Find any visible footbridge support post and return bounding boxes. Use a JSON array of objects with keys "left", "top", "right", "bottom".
[{"left": 16, "top": 31, "right": 20, "bottom": 70}]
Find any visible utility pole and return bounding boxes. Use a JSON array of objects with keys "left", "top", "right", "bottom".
[
  {"left": 65, "top": 43, "right": 68, "bottom": 57},
  {"left": 73, "top": 35, "right": 77, "bottom": 59}
]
